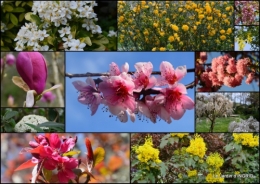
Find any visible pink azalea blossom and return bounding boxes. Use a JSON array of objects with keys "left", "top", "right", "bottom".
[
  {"left": 99, "top": 72, "right": 136, "bottom": 117},
  {"left": 237, "top": 58, "right": 250, "bottom": 76},
  {"left": 158, "top": 61, "right": 187, "bottom": 86},
  {"left": 133, "top": 62, "right": 157, "bottom": 92},
  {"left": 160, "top": 83, "right": 194, "bottom": 120},
  {"left": 246, "top": 72, "right": 255, "bottom": 84},
  {"left": 72, "top": 77, "right": 101, "bottom": 116}
]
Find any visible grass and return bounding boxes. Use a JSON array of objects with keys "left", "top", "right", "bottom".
[{"left": 196, "top": 116, "right": 242, "bottom": 132}]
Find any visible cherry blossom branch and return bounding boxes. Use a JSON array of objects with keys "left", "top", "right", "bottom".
[{"left": 65, "top": 69, "right": 195, "bottom": 78}]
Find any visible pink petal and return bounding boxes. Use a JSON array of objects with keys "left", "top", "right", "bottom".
[
  {"left": 49, "top": 133, "right": 61, "bottom": 149},
  {"left": 146, "top": 76, "right": 157, "bottom": 90},
  {"left": 118, "top": 111, "right": 128, "bottom": 122},
  {"left": 108, "top": 105, "right": 125, "bottom": 115},
  {"left": 160, "top": 107, "right": 172, "bottom": 123},
  {"left": 173, "top": 83, "right": 187, "bottom": 94},
  {"left": 170, "top": 103, "right": 185, "bottom": 120},
  {"left": 180, "top": 95, "right": 194, "bottom": 110},
  {"left": 109, "top": 62, "right": 120, "bottom": 76},
  {"left": 121, "top": 62, "right": 129, "bottom": 73},
  {"left": 175, "top": 65, "right": 187, "bottom": 81},
  {"left": 137, "top": 101, "right": 155, "bottom": 123},
  {"left": 72, "top": 81, "right": 88, "bottom": 91},
  {"left": 86, "top": 77, "right": 96, "bottom": 89},
  {"left": 160, "top": 61, "right": 174, "bottom": 79}
]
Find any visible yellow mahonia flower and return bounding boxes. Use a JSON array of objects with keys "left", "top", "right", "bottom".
[
  {"left": 186, "top": 134, "right": 207, "bottom": 158},
  {"left": 152, "top": 47, "right": 157, "bottom": 51},
  {"left": 135, "top": 135, "right": 162, "bottom": 164},
  {"left": 199, "top": 14, "right": 204, "bottom": 19},
  {"left": 170, "top": 133, "right": 189, "bottom": 138},
  {"left": 206, "top": 152, "right": 224, "bottom": 168},
  {"left": 206, "top": 173, "right": 224, "bottom": 183},
  {"left": 233, "top": 133, "right": 259, "bottom": 147},
  {"left": 187, "top": 170, "right": 197, "bottom": 177},
  {"left": 182, "top": 25, "right": 189, "bottom": 31},
  {"left": 235, "top": 171, "right": 240, "bottom": 175},
  {"left": 226, "top": 28, "right": 232, "bottom": 34}
]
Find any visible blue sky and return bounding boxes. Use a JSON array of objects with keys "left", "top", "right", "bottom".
[
  {"left": 66, "top": 52, "right": 195, "bottom": 132},
  {"left": 197, "top": 52, "right": 259, "bottom": 92}
]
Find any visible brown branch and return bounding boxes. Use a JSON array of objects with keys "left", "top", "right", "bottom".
[{"left": 65, "top": 69, "right": 195, "bottom": 78}]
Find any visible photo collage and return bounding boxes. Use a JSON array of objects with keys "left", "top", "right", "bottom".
[{"left": 1, "top": 1, "right": 259, "bottom": 183}]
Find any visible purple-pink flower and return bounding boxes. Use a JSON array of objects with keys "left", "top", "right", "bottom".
[
  {"left": 6, "top": 53, "right": 16, "bottom": 66},
  {"left": 16, "top": 52, "right": 47, "bottom": 94},
  {"left": 41, "top": 91, "right": 56, "bottom": 103},
  {"left": 72, "top": 77, "right": 101, "bottom": 116}
]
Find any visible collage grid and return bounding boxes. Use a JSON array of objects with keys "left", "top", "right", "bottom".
[{"left": 1, "top": 1, "right": 259, "bottom": 183}]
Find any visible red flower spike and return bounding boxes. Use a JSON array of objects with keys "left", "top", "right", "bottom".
[{"left": 85, "top": 138, "right": 94, "bottom": 172}]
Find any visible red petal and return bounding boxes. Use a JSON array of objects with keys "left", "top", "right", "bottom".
[
  {"left": 85, "top": 138, "right": 93, "bottom": 161},
  {"left": 14, "top": 159, "right": 37, "bottom": 171}
]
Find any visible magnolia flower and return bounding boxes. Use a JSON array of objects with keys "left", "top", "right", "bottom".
[
  {"left": 16, "top": 52, "right": 47, "bottom": 94},
  {"left": 72, "top": 77, "right": 101, "bottom": 116},
  {"left": 158, "top": 61, "right": 187, "bottom": 86},
  {"left": 6, "top": 53, "right": 16, "bottom": 66}
]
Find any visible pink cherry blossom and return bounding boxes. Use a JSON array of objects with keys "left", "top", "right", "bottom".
[
  {"left": 109, "top": 62, "right": 129, "bottom": 76},
  {"left": 72, "top": 77, "right": 101, "bottom": 116},
  {"left": 158, "top": 61, "right": 187, "bottom": 86},
  {"left": 237, "top": 58, "right": 250, "bottom": 76},
  {"left": 133, "top": 62, "right": 157, "bottom": 92},
  {"left": 99, "top": 72, "right": 136, "bottom": 116},
  {"left": 160, "top": 83, "right": 194, "bottom": 120}
]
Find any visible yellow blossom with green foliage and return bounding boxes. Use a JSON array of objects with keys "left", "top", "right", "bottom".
[
  {"left": 187, "top": 170, "right": 197, "bottom": 177},
  {"left": 206, "top": 152, "right": 224, "bottom": 168},
  {"left": 232, "top": 133, "right": 259, "bottom": 147},
  {"left": 186, "top": 134, "right": 207, "bottom": 158},
  {"left": 170, "top": 133, "right": 189, "bottom": 138},
  {"left": 135, "top": 135, "right": 162, "bottom": 164},
  {"left": 206, "top": 172, "right": 224, "bottom": 183},
  {"left": 182, "top": 25, "right": 189, "bottom": 31}
]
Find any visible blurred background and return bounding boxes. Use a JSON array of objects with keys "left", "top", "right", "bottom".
[
  {"left": 1, "top": 52, "right": 64, "bottom": 107},
  {"left": 1, "top": 133, "right": 130, "bottom": 183}
]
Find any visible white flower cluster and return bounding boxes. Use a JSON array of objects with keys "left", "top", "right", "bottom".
[
  {"left": 229, "top": 116, "right": 259, "bottom": 132},
  {"left": 14, "top": 115, "right": 49, "bottom": 132},
  {"left": 196, "top": 93, "right": 233, "bottom": 118},
  {"left": 14, "top": 22, "right": 50, "bottom": 51},
  {"left": 14, "top": 1, "right": 102, "bottom": 51},
  {"left": 1, "top": 21, "right": 8, "bottom": 32},
  {"left": 32, "top": 1, "right": 101, "bottom": 33},
  {"left": 107, "top": 30, "right": 117, "bottom": 37}
]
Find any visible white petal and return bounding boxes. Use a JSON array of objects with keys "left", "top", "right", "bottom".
[
  {"left": 31, "top": 164, "right": 38, "bottom": 183},
  {"left": 26, "top": 90, "right": 35, "bottom": 107}
]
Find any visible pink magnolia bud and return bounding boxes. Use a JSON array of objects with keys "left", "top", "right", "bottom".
[
  {"left": 6, "top": 54, "right": 16, "bottom": 66},
  {"left": 16, "top": 52, "right": 47, "bottom": 94}
]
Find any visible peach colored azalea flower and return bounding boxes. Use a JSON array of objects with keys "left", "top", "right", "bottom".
[
  {"left": 72, "top": 77, "right": 101, "bottom": 116},
  {"left": 158, "top": 61, "right": 187, "bottom": 86}
]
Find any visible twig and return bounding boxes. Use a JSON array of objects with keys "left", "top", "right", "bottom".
[{"left": 65, "top": 69, "right": 195, "bottom": 78}]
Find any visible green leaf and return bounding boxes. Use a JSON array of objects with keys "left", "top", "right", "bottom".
[
  {"left": 25, "top": 123, "right": 45, "bottom": 132},
  {"left": 5, "top": 13, "right": 10, "bottom": 23},
  {"left": 7, "top": 23, "right": 14, "bottom": 30},
  {"left": 30, "top": 14, "right": 41, "bottom": 25},
  {"left": 63, "top": 150, "right": 81, "bottom": 157},
  {"left": 147, "top": 173, "right": 155, "bottom": 183},
  {"left": 19, "top": 13, "right": 25, "bottom": 22},
  {"left": 159, "top": 139, "right": 168, "bottom": 149},
  {"left": 3, "top": 4, "right": 14, "bottom": 12},
  {"left": 224, "top": 143, "right": 233, "bottom": 152},
  {"left": 10, "top": 13, "right": 18, "bottom": 26},
  {"left": 159, "top": 162, "right": 167, "bottom": 178},
  {"left": 3, "top": 37, "right": 12, "bottom": 44},
  {"left": 15, "top": 1, "right": 22, "bottom": 7},
  {"left": 4, "top": 111, "right": 18, "bottom": 120},
  {"left": 42, "top": 168, "right": 52, "bottom": 182},
  {"left": 37, "top": 122, "right": 64, "bottom": 128},
  {"left": 0, "top": 46, "right": 10, "bottom": 51},
  {"left": 25, "top": 12, "right": 33, "bottom": 21},
  {"left": 5, "top": 31, "right": 16, "bottom": 39},
  {"left": 4, "top": 123, "right": 14, "bottom": 132},
  {"left": 12, "top": 7, "right": 25, "bottom": 13},
  {"left": 9, "top": 119, "right": 16, "bottom": 127}
]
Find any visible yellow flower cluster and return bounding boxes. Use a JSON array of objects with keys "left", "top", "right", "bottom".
[
  {"left": 170, "top": 133, "right": 189, "bottom": 138},
  {"left": 186, "top": 134, "right": 207, "bottom": 158},
  {"left": 232, "top": 133, "right": 259, "bottom": 147},
  {"left": 118, "top": 1, "right": 234, "bottom": 51},
  {"left": 206, "top": 152, "right": 224, "bottom": 168},
  {"left": 187, "top": 170, "right": 197, "bottom": 177},
  {"left": 135, "top": 135, "right": 162, "bottom": 164},
  {"left": 205, "top": 173, "right": 224, "bottom": 183}
]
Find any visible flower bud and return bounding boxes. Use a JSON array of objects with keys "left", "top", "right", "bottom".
[
  {"left": 41, "top": 91, "right": 56, "bottom": 103},
  {"left": 6, "top": 53, "right": 16, "bottom": 66},
  {"left": 16, "top": 52, "right": 47, "bottom": 94}
]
